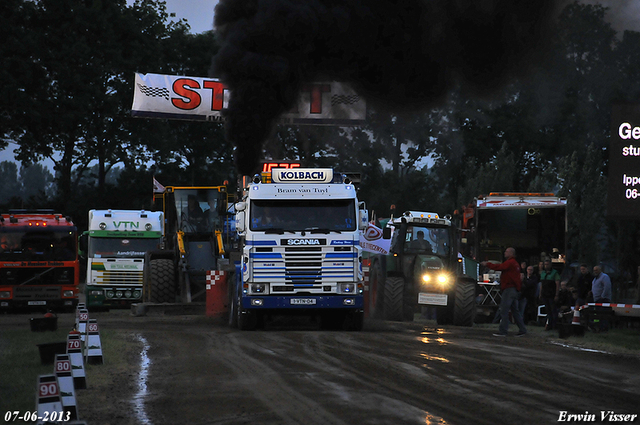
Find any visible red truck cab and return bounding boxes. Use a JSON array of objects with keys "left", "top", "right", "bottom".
[{"left": 0, "top": 210, "right": 79, "bottom": 311}]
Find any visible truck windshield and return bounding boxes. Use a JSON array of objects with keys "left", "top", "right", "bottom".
[
  {"left": 174, "top": 189, "right": 225, "bottom": 234},
  {"left": 0, "top": 229, "right": 77, "bottom": 261},
  {"left": 402, "top": 226, "right": 450, "bottom": 256},
  {"left": 89, "top": 238, "right": 161, "bottom": 258},
  {"left": 250, "top": 199, "right": 356, "bottom": 232}
]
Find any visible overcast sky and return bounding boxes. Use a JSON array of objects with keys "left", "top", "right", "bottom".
[{"left": 165, "top": 0, "right": 218, "bottom": 34}]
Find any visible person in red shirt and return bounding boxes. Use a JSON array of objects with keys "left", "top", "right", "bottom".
[{"left": 481, "top": 247, "right": 527, "bottom": 337}]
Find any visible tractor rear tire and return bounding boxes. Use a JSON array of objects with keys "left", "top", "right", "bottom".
[
  {"left": 148, "top": 259, "right": 176, "bottom": 303},
  {"left": 453, "top": 281, "right": 476, "bottom": 327},
  {"left": 383, "top": 277, "right": 404, "bottom": 321}
]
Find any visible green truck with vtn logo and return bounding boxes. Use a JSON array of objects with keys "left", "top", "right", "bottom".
[{"left": 82, "top": 209, "right": 163, "bottom": 310}]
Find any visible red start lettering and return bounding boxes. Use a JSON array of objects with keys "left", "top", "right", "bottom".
[
  {"left": 172, "top": 79, "right": 228, "bottom": 111},
  {"left": 172, "top": 78, "right": 202, "bottom": 110},
  {"left": 301, "top": 84, "right": 330, "bottom": 114},
  {"left": 203, "top": 80, "right": 226, "bottom": 111}
]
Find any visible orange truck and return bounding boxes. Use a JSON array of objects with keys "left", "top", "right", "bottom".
[{"left": 0, "top": 210, "right": 80, "bottom": 311}]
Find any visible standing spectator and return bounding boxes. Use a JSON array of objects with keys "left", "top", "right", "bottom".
[
  {"left": 591, "top": 266, "right": 612, "bottom": 303},
  {"left": 539, "top": 259, "right": 561, "bottom": 330},
  {"left": 557, "top": 281, "right": 574, "bottom": 314},
  {"left": 574, "top": 263, "right": 592, "bottom": 308},
  {"left": 520, "top": 265, "right": 539, "bottom": 324},
  {"left": 481, "top": 247, "right": 527, "bottom": 337}
]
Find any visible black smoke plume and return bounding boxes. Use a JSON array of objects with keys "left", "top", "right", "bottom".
[{"left": 212, "top": 0, "right": 561, "bottom": 175}]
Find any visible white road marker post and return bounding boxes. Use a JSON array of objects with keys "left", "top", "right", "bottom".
[
  {"left": 54, "top": 354, "right": 79, "bottom": 421},
  {"left": 85, "top": 318, "right": 104, "bottom": 365},
  {"left": 77, "top": 309, "right": 89, "bottom": 346},
  {"left": 66, "top": 331, "right": 87, "bottom": 389},
  {"left": 35, "top": 374, "right": 64, "bottom": 424}
]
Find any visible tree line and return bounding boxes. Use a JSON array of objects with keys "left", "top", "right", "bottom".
[{"left": 1, "top": 0, "right": 640, "bottom": 287}]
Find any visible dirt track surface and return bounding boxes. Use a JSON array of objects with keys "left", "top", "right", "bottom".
[{"left": 12, "top": 310, "right": 640, "bottom": 425}]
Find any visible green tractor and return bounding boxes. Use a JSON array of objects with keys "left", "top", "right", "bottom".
[{"left": 368, "top": 211, "right": 478, "bottom": 326}]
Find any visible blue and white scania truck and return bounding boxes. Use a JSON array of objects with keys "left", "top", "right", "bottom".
[
  {"left": 232, "top": 168, "right": 368, "bottom": 330},
  {"left": 83, "top": 209, "right": 163, "bottom": 310}
]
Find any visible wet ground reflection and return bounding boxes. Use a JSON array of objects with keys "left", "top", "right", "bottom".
[{"left": 131, "top": 334, "right": 152, "bottom": 425}]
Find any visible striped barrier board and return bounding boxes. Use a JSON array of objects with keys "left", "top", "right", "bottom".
[{"left": 587, "top": 303, "right": 640, "bottom": 318}]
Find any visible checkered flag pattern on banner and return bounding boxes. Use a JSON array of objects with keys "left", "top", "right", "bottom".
[
  {"left": 137, "top": 83, "right": 170, "bottom": 100},
  {"left": 331, "top": 94, "right": 360, "bottom": 105}
]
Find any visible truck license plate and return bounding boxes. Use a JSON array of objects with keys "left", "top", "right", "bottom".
[
  {"left": 28, "top": 301, "right": 47, "bottom": 306},
  {"left": 291, "top": 298, "right": 316, "bottom": 305},
  {"left": 418, "top": 293, "right": 447, "bottom": 306}
]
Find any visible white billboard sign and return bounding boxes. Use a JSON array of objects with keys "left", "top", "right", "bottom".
[{"left": 131, "top": 73, "right": 366, "bottom": 125}]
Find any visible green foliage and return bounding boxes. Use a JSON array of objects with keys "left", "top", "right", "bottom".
[{"left": 557, "top": 144, "right": 607, "bottom": 265}]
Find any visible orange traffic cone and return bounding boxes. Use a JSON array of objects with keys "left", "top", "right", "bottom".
[
  {"left": 571, "top": 309, "right": 581, "bottom": 325},
  {"left": 571, "top": 308, "right": 584, "bottom": 336}
]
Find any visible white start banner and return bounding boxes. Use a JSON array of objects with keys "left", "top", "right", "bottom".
[{"left": 131, "top": 73, "right": 366, "bottom": 125}]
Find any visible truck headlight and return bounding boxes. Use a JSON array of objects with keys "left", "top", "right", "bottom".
[
  {"left": 106, "top": 290, "right": 115, "bottom": 298},
  {"left": 89, "top": 290, "right": 102, "bottom": 296},
  {"left": 0, "top": 291, "right": 10, "bottom": 299},
  {"left": 133, "top": 290, "right": 142, "bottom": 299},
  {"left": 338, "top": 283, "right": 355, "bottom": 294},
  {"left": 63, "top": 290, "right": 75, "bottom": 297},
  {"left": 250, "top": 284, "right": 266, "bottom": 294}
]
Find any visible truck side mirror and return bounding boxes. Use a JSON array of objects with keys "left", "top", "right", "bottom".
[
  {"left": 78, "top": 233, "right": 88, "bottom": 255},
  {"left": 358, "top": 209, "right": 369, "bottom": 230},
  {"left": 383, "top": 227, "right": 391, "bottom": 240},
  {"left": 235, "top": 211, "right": 246, "bottom": 233}
]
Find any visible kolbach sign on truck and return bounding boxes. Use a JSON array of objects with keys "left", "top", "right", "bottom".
[{"left": 131, "top": 73, "right": 366, "bottom": 125}]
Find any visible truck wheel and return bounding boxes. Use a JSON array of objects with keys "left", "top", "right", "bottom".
[
  {"left": 383, "top": 277, "right": 404, "bottom": 321},
  {"left": 237, "top": 300, "right": 257, "bottom": 331},
  {"left": 369, "top": 262, "right": 385, "bottom": 319},
  {"left": 148, "top": 259, "right": 176, "bottom": 303},
  {"left": 228, "top": 282, "right": 238, "bottom": 328},
  {"left": 453, "top": 281, "right": 476, "bottom": 327}
]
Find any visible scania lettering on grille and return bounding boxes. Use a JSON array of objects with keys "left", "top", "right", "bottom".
[{"left": 282, "top": 239, "right": 326, "bottom": 245}]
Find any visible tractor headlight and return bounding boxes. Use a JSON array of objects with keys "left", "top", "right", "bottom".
[
  {"left": 422, "top": 273, "right": 449, "bottom": 286},
  {"left": 437, "top": 274, "right": 449, "bottom": 285}
]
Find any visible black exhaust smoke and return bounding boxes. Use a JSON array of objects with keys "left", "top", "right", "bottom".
[{"left": 212, "top": 0, "right": 560, "bottom": 175}]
